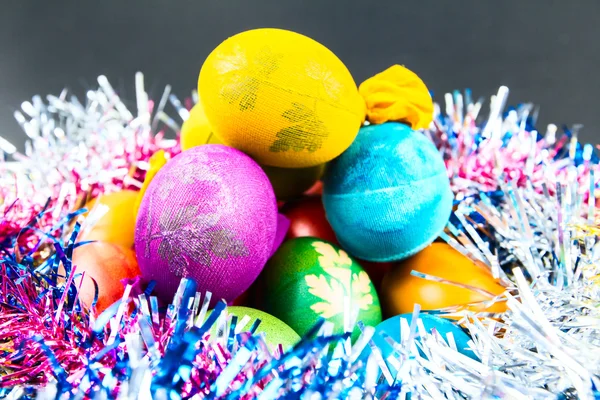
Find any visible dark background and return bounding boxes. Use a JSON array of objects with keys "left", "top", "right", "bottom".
[{"left": 1, "top": 1, "right": 599, "bottom": 149}]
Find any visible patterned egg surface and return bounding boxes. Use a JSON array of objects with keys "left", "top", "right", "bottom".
[
  {"left": 135, "top": 145, "right": 278, "bottom": 305},
  {"left": 259, "top": 237, "right": 382, "bottom": 341},
  {"left": 199, "top": 28, "right": 365, "bottom": 168}
]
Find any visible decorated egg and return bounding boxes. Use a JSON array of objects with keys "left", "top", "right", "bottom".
[
  {"left": 135, "top": 144, "right": 278, "bottom": 304},
  {"left": 180, "top": 102, "right": 222, "bottom": 151},
  {"left": 79, "top": 190, "right": 138, "bottom": 248},
  {"left": 323, "top": 122, "right": 453, "bottom": 262},
  {"left": 71, "top": 242, "right": 141, "bottom": 312},
  {"left": 360, "top": 313, "right": 477, "bottom": 372},
  {"left": 212, "top": 306, "right": 300, "bottom": 351},
  {"left": 281, "top": 196, "right": 338, "bottom": 244},
  {"left": 380, "top": 243, "right": 507, "bottom": 317},
  {"left": 260, "top": 237, "right": 382, "bottom": 341},
  {"left": 198, "top": 28, "right": 365, "bottom": 168},
  {"left": 262, "top": 164, "right": 325, "bottom": 201}
]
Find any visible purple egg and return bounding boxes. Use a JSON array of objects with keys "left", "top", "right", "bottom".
[{"left": 135, "top": 145, "right": 278, "bottom": 304}]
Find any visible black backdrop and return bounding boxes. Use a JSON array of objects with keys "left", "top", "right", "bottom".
[{"left": 1, "top": 0, "right": 599, "bottom": 148}]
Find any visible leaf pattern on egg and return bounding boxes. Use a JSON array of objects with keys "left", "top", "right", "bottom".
[
  {"left": 144, "top": 178, "right": 248, "bottom": 276},
  {"left": 304, "top": 241, "right": 374, "bottom": 319},
  {"left": 218, "top": 45, "right": 284, "bottom": 112},
  {"left": 269, "top": 103, "right": 329, "bottom": 154}
]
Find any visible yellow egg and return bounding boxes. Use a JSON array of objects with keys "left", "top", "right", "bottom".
[
  {"left": 79, "top": 190, "right": 138, "bottom": 248},
  {"left": 198, "top": 28, "right": 365, "bottom": 168},
  {"left": 180, "top": 102, "right": 222, "bottom": 150}
]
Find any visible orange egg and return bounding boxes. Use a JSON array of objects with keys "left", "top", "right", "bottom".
[
  {"left": 79, "top": 190, "right": 138, "bottom": 248},
  {"left": 380, "top": 243, "right": 506, "bottom": 318},
  {"left": 71, "top": 242, "right": 141, "bottom": 312}
]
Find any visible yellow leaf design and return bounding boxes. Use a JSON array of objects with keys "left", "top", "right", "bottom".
[
  {"left": 325, "top": 267, "right": 351, "bottom": 287},
  {"left": 311, "top": 241, "right": 353, "bottom": 287},
  {"left": 336, "top": 249, "right": 352, "bottom": 267},
  {"left": 356, "top": 293, "right": 373, "bottom": 311},
  {"left": 305, "top": 274, "right": 330, "bottom": 298},
  {"left": 330, "top": 278, "right": 344, "bottom": 298},
  {"left": 312, "top": 241, "right": 352, "bottom": 269},
  {"left": 310, "top": 302, "right": 336, "bottom": 319},
  {"left": 352, "top": 271, "right": 374, "bottom": 311},
  {"left": 306, "top": 241, "right": 375, "bottom": 321},
  {"left": 353, "top": 271, "right": 372, "bottom": 294},
  {"left": 312, "top": 241, "right": 337, "bottom": 268},
  {"left": 305, "top": 273, "right": 344, "bottom": 319}
]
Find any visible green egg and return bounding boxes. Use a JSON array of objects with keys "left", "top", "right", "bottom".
[
  {"left": 208, "top": 306, "right": 300, "bottom": 351},
  {"left": 260, "top": 237, "right": 382, "bottom": 341}
]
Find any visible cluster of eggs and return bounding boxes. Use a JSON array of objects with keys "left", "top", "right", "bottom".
[{"left": 73, "top": 28, "right": 506, "bottom": 356}]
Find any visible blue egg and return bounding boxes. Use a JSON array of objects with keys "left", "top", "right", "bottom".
[
  {"left": 360, "top": 314, "right": 477, "bottom": 369},
  {"left": 323, "top": 122, "right": 452, "bottom": 262}
]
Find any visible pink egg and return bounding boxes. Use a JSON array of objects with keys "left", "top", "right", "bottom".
[{"left": 135, "top": 145, "right": 278, "bottom": 304}]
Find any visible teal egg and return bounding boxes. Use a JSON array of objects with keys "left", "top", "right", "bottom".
[
  {"left": 360, "top": 313, "right": 477, "bottom": 373},
  {"left": 323, "top": 122, "right": 453, "bottom": 262}
]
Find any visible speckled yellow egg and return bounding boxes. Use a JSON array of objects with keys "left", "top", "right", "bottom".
[
  {"left": 198, "top": 28, "right": 365, "bottom": 168},
  {"left": 259, "top": 237, "right": 382, "bottom": 341}
]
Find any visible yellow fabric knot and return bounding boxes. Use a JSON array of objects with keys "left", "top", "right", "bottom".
[
  {"left": 133, "top": 149, "right": 168, "bottom": 217},
  {"left": 359, "top": 65, "right": 433, "bottom": 130}
]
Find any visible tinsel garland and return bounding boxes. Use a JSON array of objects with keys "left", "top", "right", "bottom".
[{"left": 0, "top": 76, "right": 599, "bottom": 399}]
